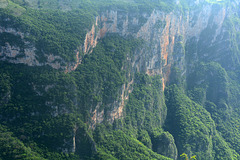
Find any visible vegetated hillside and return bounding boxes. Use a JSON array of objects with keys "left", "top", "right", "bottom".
[{"left": 1, "top": 0, "right": 240, "bottom": 160}]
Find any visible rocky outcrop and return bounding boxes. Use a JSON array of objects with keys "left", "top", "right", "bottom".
[
  {"left": 153, "top": 132, "right": 178, "bottom": 160},
  {"left": 90, "top": 77, "right": 134, "bottom": 128},
  {"left": 0, "top": 27, "right": 65, "bottom": 69}
]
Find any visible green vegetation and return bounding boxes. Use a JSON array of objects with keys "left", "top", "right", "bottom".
[
  {"left": 165, "top": 84, "right": 236, "bottom": 160},
  {"left": 10, "top": 0, "right": 176, "bottom": 12},
  {"left": 94, "top": 124, "right": 170, "bottom": 160},
  {"left": 73, "top": 35, "right": 144, "bottom": 117},
  {"left": 0, "top": 125, "right": 45, "bottom": 160},
  {"left": 180, "top": 153, "right": 196, "bottom": 160},
  {"left": 185, "top": 61, "right": 240, "bottom": 159},
  {"left": 92, "top": 72, "right": 174, "bottom": 160}
]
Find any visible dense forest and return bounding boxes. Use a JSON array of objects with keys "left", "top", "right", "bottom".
[{"left": 1, "top": 0, "right": 240, "bottom": 159}]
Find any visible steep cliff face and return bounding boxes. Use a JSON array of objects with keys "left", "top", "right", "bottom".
[
  {"left": 83, "top": 1, "right": 228, "bottom": 89},
  {"left": 79, "top": 1, "right": 230, "bottom": 132},
  {"left": 2, "top": 0, "right": 240, "bottom": 159},
  {"left": 0, "top": 1, "right": 228, "bottom": 79},
  {"left": 80, "top": 2, "right": 240, "bottom": 159}
]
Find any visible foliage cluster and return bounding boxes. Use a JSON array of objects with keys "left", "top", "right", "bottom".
[
  {"left": 185, "top": 62, "right": 240, "bottom": 159},
  {"left": 165, "top": 84, "right": 236, "bottom": 160}
]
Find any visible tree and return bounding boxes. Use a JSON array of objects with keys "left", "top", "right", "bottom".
[{"left": 180, "top": 153, "right": 197, "bottom": 160}]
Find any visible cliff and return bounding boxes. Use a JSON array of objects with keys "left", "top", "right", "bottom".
[
  {"left": 80, "top": 1, "right": 230, "bottom": 132},
  {"left": 0, "top": 0, "right": 228, "bottom": 78},
  {"left": 82, "top": 1, "right": 228, "bottom": 90},
  {"left": 1, "top": 0, "right": 240, "bottom": 160}
]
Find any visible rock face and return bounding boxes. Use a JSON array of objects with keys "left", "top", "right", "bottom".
[
  {"left": 0, "top": 27, "right": 65, "bottom": 69},
  {"left": 83, "top": 2, "right": 228, "bottom": 90}
]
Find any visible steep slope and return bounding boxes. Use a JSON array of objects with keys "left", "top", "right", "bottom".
[{"left": 1, "top": 0, "right": 240, "bottom": 160}]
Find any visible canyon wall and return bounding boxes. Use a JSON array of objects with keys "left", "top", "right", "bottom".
[
  {"left": 2, "top": 1, "right": 240, "bottom": 159},
  {"left": 83, "top": 2, "right": 228, "bottom": 89},
  {"left": 0, "top": 1, "right": 231, "bottom": 128},
  {"left": 82, "top": 2, "right": 230, "bottom": 129}
]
